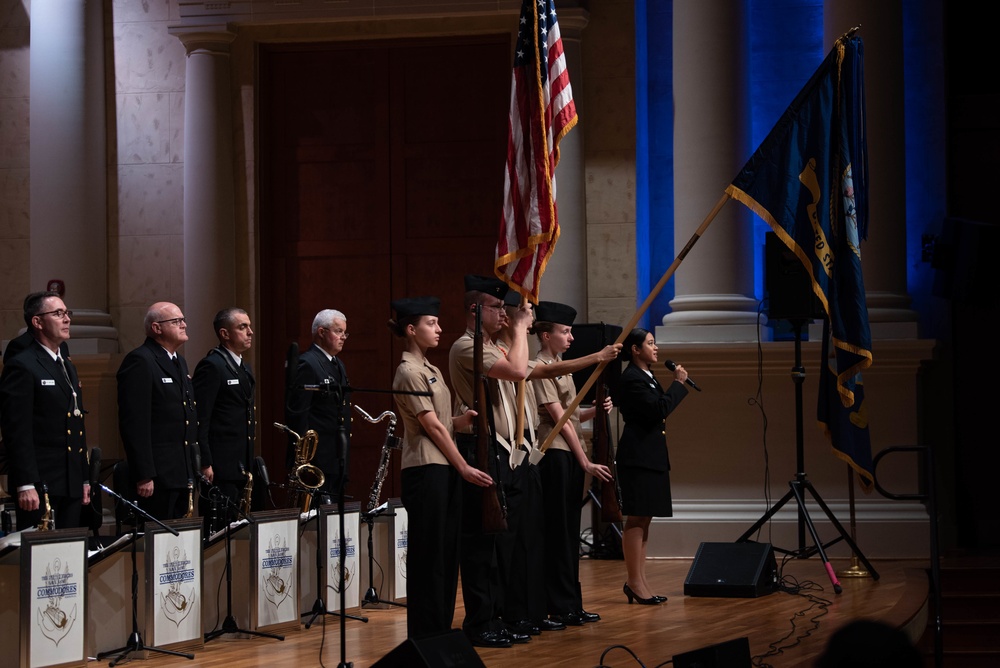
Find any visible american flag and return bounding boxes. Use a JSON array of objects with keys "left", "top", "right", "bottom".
[{"left": 495, "top": 0, "right": 578, "bottom": 303}]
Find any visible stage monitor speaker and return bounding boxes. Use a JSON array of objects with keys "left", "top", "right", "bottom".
[
  {"left": 371, "top": 629, "right": 486, "bottom": 668},
  {"left": 673, "top": 636, "right": 752, "bottom": 668},
  {"left": 684, "top": 542, "right": 777, "bottom": 598},
  {"left": 765, "top": 231, "right": 824, "bottom": 321},
  {"left": 563, "top": 322, "right": 624, "bottom": 404}
]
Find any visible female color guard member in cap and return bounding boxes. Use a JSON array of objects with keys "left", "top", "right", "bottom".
[
  {"left": 531, "top": 301, "right": 613, "bottom": 627},
  {"left": 389, "top": 296, "right": 493, "bottom": 640},
  {"left": 614, "top": 328, "right": 688, "bottom": 605}
]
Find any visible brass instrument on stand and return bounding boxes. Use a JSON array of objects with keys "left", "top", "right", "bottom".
[
  {"left": 184, "top": 480, "right": 194, "bottom": 518},
  {"left": 240, "top": 463, "right": 254, "bottom": 517},
  {"left": 274, "top": 422, "right": 325, "bottom": 512},
  {"left": 353, "top": 405, "right": 401, "bottom": 514},
  {"left": 38, "top": 484, "right": 54, "bottom": 530}
]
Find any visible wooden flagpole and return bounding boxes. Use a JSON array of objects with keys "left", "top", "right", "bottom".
[{"left": 538, "top": 192, "right": 732, "bottom": 452}]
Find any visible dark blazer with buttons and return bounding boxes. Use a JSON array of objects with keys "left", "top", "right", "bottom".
[
  {"left": 0, "top": 341, "right": 87, "bottom": 497},
  {"left": 117, "top": 337, "right": 198, "bottom": 489},
  {"left": 193, "top": 346, "right": 255, "bottom": 482},
  {"left": 286, "top": 343, "right": 351, "bottom": 486},
  {"left": 614, "top": 363, "right": 688, "bottom": 472}
]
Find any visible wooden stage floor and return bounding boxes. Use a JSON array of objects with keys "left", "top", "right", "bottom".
[{"left": 110, "top": 555, "right": 929, "bottom": 668}]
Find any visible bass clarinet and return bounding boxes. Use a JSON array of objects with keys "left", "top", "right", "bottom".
[{"left": 353, "top": 405, "right": 402, "bottom": 514}]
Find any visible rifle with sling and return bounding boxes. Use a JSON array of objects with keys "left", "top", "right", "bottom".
[{"left": 473, "top": 304, "right": 508, "bottom": 533}]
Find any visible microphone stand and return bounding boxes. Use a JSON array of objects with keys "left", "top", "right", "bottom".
[
  {"left": 95, "top": 484, "right": 193, "bottom": 666},
  {"left": 205, "top": 491, "right": 284, "bottom": 643}
]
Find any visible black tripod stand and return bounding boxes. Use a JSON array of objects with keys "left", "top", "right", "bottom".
[
  {"left": 96, "top": 484, "right": 194, "bottom": 666},
  {"left": 301, "top": 485, "right": 368, "bottom": 630},
  {"left": 360, "top": 503, "right": 406, "bottom": 609},
  {"left": 205, "top": 489, "right": 284, "bottom": 643},
  {"left": 737, "top": 319, "right": 879, "bottom": 592}
]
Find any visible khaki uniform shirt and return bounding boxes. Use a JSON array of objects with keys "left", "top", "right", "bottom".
[{"left": 393, "top": 350, "right": 452, "bottom": 469}]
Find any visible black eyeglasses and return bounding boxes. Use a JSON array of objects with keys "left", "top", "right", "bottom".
[
  {"left": 156, "top": 317, "right": 187, "bottom": 326},
  {"left": 37, "top": 309, "right": 73, "bottom": 319}
]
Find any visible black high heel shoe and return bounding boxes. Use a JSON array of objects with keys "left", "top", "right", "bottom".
[{"left": 623, "top": 583, "right": 661, "bottom": 605}]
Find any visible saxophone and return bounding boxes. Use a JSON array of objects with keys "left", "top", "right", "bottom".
[
  {"left": 184, "top": 479, "right": 194, "bottom": 518},
  {"left": 38, "top": 484, "right": 54, "bottom": 531},
  {"left": 273, "top": 423, "right": 325, "bottom": 513},
  {"left": 353, "top": 405, "right": 401, "bottom": 514},
  {"left": 240, "top": 463, "right": 253, "bottom": 517}
]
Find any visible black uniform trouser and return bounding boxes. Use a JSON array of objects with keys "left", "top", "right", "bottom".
[
  {"left": 401, "top": 464, "right": 462, "bottom": 639},
  {"left": 456, "top": 434, "right": 511, "bottom": 635},
  {"left": 539, "top": 449, "right": 584, "bottom": 615},
  {"left": 497, "top": 459, "right": 543, "bottom": 624}
]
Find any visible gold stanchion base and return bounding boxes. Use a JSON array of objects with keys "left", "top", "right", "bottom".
[{"left": 837, "top": 556, "right": 871, "bottom": 578}]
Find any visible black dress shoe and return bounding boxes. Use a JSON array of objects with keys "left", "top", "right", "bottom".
[
  {"left": 623, "top": 583, "right": 662, "bottom": 605},
  {"left": 548, "top": 612, "right": 584, "bottom": 626},
  {"left": 512, "top": 619, "right": 541, "bottom": 636},
  {"left": 537, "top": 618, "right": 566, "bottom": 631},
  {"left": 499, "top": 627, "right": 531, "bottom": 644},
  {"left": 467, "top": 630, "right": 512, "bottom": 648},
  {"left": 576, "top": 609, "right": 601, "bottom": 622}
]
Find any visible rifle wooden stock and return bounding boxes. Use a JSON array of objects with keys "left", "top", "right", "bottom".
[
  {"left": 593, "top": 372, "right": 623, "bottom": 523},
  {"left": 473, "top": 305, "right": 508, "bottom": 534}
]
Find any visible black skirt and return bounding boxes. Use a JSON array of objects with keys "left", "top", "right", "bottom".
[{"left": 617, "top": 464, "right": 673, "bottom": 517}]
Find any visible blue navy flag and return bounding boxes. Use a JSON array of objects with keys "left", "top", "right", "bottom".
[{"left": 725, "top": 32, "right": 873, "bottom": 490}]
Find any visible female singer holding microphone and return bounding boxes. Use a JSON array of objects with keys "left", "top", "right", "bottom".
[
  {"left": 389, "top": 296, "right": 494, "bottom": 639},
  {"left": 532, "top": 301, "right": 614, "bottom": 626},
  {"left": 614, "top": 328, "right": 689, "bottom": 605}
]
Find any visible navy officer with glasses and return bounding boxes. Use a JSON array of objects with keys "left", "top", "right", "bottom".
[
  {"left": 117, "top": 301, "right": 200, "bottom": 521},
  {"left": 0, "top": 291, "right": 90, "bottom": 531},
  {"left": 286, "top": 308, "right": 352, "bottom": 504}
]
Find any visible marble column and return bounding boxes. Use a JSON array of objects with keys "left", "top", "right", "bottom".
[
  {"left": 823, "top": 0, "right": 918, "bottom": 339},
  {"left": 536, "top": 8, "right": 589, "bottom": 319},
  {"left": 29, "top": 0, "right": 117, "bottom": 352},
  {"left": 170, "top": 27, "right": 238, "bottom": 359},
  {"left": 659, "top": 0, "right": 760, "bottom": 343}
]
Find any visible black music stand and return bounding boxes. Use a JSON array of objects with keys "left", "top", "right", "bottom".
[
  {"left": 360, "top": 503, "right": 406, "bottom": 609},
  {"left": 736, "top": 319, "right": 878, "bottom": 592},
  {"left": 301, "top": 487, "right": 367, "bottom": 631},
  {"left": 96, "top": 475, "right": 194, "bottom": 666},
  {"left": 205, "top": 491, "right": 284, "bottom": 643}
]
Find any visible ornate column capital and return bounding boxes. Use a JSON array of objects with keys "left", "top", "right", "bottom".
[{"left": 168, "top": 25, "right": 237, "bottom": 55}]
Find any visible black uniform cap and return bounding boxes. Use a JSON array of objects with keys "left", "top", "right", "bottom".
[
  {"left": 391, "top": 296, "right": 441, "bottom": 318},
  {"left": 503, "top": 289, "right": 522, "bottom": 308},
  {"left": 464, "top": 274, "right": 508, "bottom": 299},
  {"left": 534, "top": 301, "right": 577, "bottom": 326}
]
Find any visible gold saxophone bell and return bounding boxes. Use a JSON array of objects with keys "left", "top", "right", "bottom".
[{"left": 287, "top": 428, "right": 325, "bottom": 512}]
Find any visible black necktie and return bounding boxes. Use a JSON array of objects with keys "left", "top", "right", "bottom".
[{"left": 56, "top": 356, "right": 81, "bottom": 417}]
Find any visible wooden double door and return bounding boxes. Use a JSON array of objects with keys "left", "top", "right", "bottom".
[{"left": 259, "top": 35, "right": 511, "bottom": 505}]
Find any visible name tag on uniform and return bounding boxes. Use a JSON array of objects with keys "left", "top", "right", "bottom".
[
  {"left": 228, "top": 379, "right": 240, "bottom": 385},
  {"left": 162, "top": 377, "right": 173, "bottom": 384},
  {"left": 429, "top": 377, "right": 438, "bottom": 384},
  {"left": 41, "top": 379, "right": 55, "bottom": 386}
]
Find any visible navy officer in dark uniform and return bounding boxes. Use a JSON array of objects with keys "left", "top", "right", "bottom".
[
  {"left": 117, "top": 301, "right": 199, "bottom": 521},
  {"left": 0, "top": 291, "right": 90, "bottom": 530},
  {"left": 286, "top": 308, "right": 352, "bottom": 503},
  {"left": 193, "top": 307, "right": 256, "bottom": 529}
]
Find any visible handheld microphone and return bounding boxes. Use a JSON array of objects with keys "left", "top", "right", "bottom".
[{"left": 664, "top": 359, "right": 702, "bottom": 392}]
